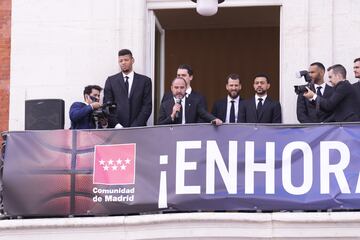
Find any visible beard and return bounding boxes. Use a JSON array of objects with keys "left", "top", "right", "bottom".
[{"left": 228, "top": 91, "right": 239, "bottom": 99}]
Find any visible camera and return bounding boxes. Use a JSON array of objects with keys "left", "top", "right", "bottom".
[
  {"left": 93, "top": 101, "right": 117, "bottom": 120},
  {"left": 294, "top": 70, "right": 313, "bottom": 95}
]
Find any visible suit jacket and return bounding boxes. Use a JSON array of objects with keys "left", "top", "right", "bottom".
[
  {"left": 103, "top": 72, "right": 152, "bottom": 128},
  {"left": 239, "top": 96, "right": 282, "bottom": 123},
  {"left": 317, "top": 80, "right": 359, "bottom": 122},
  {"left": 157, "top": 97, "right": 216, "bottom": 125},
  {"left": 297, "top": 84, "right": 334, "bottom": 123},
  {"left": 352, "top": 81, "right": 360, "bottom": 116},
  {"left": 69, "top": 102, "right": 96, "bottom": 129},
  {"left": 211, "top": 97, "right": 242, "bottom": 123}
]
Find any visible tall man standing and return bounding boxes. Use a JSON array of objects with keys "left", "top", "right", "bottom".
[
  {"left": 296, "top": 62, "right": 334, "bottom": 123},
  {"left": 104, "top": 49, "right": 152, "bottom": 128},
  {"left": 304, "top": 64, "right": 359, "bottom": 122},
  {"left": 239, "top": 74, "right": 282, "bottom": 123},
  {"left": 212, "top": 73, "right": 242, "bottom": 123}
]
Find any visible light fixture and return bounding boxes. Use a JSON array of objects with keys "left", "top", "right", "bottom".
[{"left": 191, "top": 0, "right": 225, "bottom": 16}]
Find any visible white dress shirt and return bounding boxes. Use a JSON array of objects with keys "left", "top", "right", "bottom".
[
  {"left": 123, "top": 71, "right": 134, "bottom": 97},
  {"left": 226, "top": 95, "right": 240, "bottom": 123},
  {"left": 173, "top": 97, "right": 186, "bottom": 124}
]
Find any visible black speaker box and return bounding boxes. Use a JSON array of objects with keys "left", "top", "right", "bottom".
[{"left": 25, "top": 99, "right": 65, "bottom": 130}]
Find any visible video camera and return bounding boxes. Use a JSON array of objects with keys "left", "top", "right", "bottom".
[
  {"left": 93, "top": 101, "right": 117, "bottom": 120},
  {"left": 294, "top": 70, "right": 313, "bottom": 95}
]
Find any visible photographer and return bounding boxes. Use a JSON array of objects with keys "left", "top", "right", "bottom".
[
  {"left": 70, "top": 85, "right": 107, "bottom": 129},
  {"left": 303, "top": 64, "right": 359, "bottom": 122},
  {"left": 296, "top": 62, "right": 334, "bottom": 123}
]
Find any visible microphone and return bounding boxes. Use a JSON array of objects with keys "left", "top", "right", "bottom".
[{"left": 175, "top": 98, "right": 182, "bottom": 119}]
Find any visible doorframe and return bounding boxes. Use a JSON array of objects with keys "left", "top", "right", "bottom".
[{"left": 146, "top": 0, "right": 284, "bottom": 121}]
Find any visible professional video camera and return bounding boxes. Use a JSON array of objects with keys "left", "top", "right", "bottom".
[
  {"left": 294, "top": 70, "right": 313, "bottom": 95},
  {"left": 93, "top": 101, "right": 117, "bottom": 120}
]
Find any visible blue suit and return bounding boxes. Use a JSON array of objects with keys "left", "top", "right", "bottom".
[{"left": 69, "top": 102, "right": 96, "bottom": 129}]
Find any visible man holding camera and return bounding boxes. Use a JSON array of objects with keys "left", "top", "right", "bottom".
[
  {"left": 70, "top": 85, "right": 107, "bottom": 129},
  {"left": 304, "top": 64, "right": 359, "bottom": 122},
  {"left": 296, "top": 62, "right": 334, "bottom": 123}
]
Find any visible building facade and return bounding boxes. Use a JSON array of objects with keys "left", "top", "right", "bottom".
[{"left": 2, "top": 0, "right": 360, "bottom": 131}]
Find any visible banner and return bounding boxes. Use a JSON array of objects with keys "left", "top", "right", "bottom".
[{"left": 3, "top": 123, "right": 360, "bottom": 217}]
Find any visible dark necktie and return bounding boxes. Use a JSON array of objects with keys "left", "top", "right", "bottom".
[
  {"left": 124, "top": 76, "right": 129, "bottom": 96},
  {"left": 257, "top": 98, "right": 263, "bottom": 119},
  {"left": 229, "top": 100, "right": 235, "bottom": 123},
  {"left": 178, "top": 99, "right": 183, "bottom": 124},
  {"left": 316, "top": 86, "right": 322, "bottom": 97}
]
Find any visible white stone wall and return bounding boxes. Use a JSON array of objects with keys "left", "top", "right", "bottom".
[
  {"left": 10, "top": 0, "right": 147, "bottom": 129},
  {"left": 2, "top": 212, "right": 360, "bottom": 239},
  {"left": 9, "top": 0, "right": 360, "bottom": 129}
]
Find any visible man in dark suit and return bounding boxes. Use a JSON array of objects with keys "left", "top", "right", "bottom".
[
  {"left": 352, "top": 58, "right": 360, "bottom": 116},
  {"left": 304, "top": 64, "right": 359, "bottom": 122},
  {"left": 158, "top": 77, "right": 222, "bottom": 125},
  {"left": 297, "top": 62, "right": 334, "bottom": 123},
  {"left": 104, "top": 49, "right": 152, "bottom": 128},
  {"left": 161, "top": 64, "right": 207, "bottom": 110},
  {"left": 212, "top": 73, "right": 242, "bottom": 123},
  {"left": 70, "top": 85, "right": 107, "bottom": 129},
  {"left": 239, "top": 74, "right": 282, "bottom": 123}
]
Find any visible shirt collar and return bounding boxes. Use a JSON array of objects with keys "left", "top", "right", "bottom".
[
  {"left": 123, "top": 71, "right": 134, "bottom": 79},
  {"left": 186, "top": 87, "right": 192, "bottom": 96},
  {"left": 314, "top": 82, "right": 326, "bottom": 89},
  {"left": 255, "top": 94, "right": 267, "bottom": 101},
  {"left": 227, "top": 95, "right": 240, "bottom": 103}
]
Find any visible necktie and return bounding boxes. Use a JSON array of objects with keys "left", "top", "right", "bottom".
[
  {"left": 124, "top": 76, "right": 129, "bottom": 96},
  {"left": 257, "top": 98, "right": 263, "bottom": 119},
  {"left": 229, "top": 100, "right": 235, "bottom": 123},
  {"left": 316, "top": 86, "right": 322, "bottom": 97},
  {"left": 178, "top": 99, "right": 183, "bottom": 124}
]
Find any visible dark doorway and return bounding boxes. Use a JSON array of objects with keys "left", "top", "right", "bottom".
[{"left": 154, "top": 6, "right": 280, "bottom": 111}]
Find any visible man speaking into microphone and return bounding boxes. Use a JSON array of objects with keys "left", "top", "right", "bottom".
[{"left": 157, "top": 77, "right": 222, "bottom": 125}]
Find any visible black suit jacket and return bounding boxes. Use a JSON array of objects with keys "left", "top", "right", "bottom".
[
  {"left": 103, "top": 72, "right": 152, "bottom": 128},
  {"left": 157, "top": 97, "right": 216, "bottom": 125},
  {"left": 317, "top": 80, "right": 359, "bottom": 122},
  {"left": 297, "top": 84, "right": 334, "bottom": 123},
  {"left": 239, "top": 96, "right": 282, "bottom": 123},
  {"left": 352, "top": 81, "right": 360, "bottom": 116},
  {"left": 211, "top": 97, "right": 242, "bottom": 123}
]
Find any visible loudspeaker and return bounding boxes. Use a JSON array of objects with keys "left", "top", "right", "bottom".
[{"left": 25, "top": 99, "right": 65, "bottom": 130}]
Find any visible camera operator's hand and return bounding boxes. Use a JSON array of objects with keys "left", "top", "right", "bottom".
[
  {"left": 90, "top": 102, "right": 102, "bottom": 110},
  {"left": 303, "top": 87, "right": 316, "bottom": 100}
]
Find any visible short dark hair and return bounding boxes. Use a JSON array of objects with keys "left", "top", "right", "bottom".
[
  {"left": 227, "top": 73, "right": 240, "bottom": 84},
  {"left": 253, "top": 73, "right": 270, "bottom": 83},
  {"left": 354, "top": 58, "right": 360, "bottom": 63},
  {"left": 327, "top": 64, "right": 347, "bottom": 79},
  {"left": 118, "top": 49, "right": 133, "bottom": 57},
  {"left": 171, "top": 77, "right": 187, "bottom": 87},
  {"left": 177, "top": 64, "right": 193, "bottom": 76},
  {"left": 83, "top": 85, "right": 102, "bottom": 96},
  {"left": 310, "top": 62, "right": 325, "bottom": 72}
]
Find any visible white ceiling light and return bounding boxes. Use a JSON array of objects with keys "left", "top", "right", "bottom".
[{"left": 191, "top": 0, "right": 225, "bottom": 16}]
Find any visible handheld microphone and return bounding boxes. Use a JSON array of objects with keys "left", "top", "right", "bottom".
[{"left": 175, "top": 98, "right": 181, "bottom": 119}]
